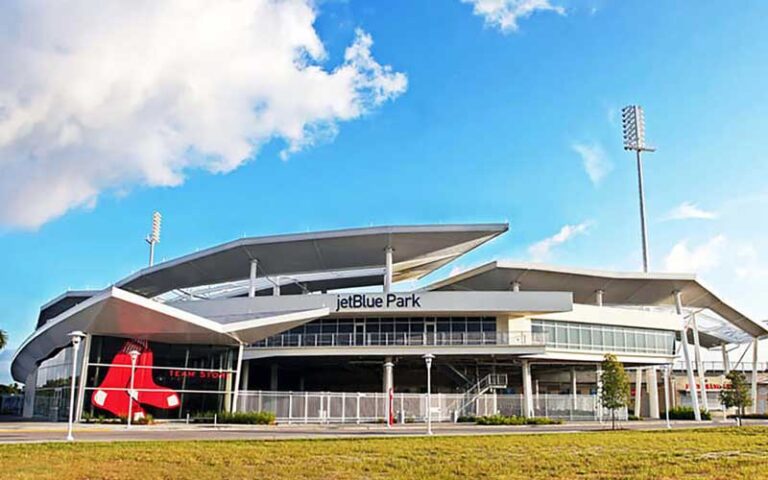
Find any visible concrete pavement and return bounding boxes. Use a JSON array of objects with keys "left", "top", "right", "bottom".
[{"left": 0, "top": 419, "right": 761, "bottom": 444}]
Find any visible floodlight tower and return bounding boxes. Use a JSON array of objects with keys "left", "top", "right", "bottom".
[
  {"left": 621, "top": 105, "right": 655, "bottom": 273},
  {"left": 145, "top": 211, "right": 162, "bottom": 267}
]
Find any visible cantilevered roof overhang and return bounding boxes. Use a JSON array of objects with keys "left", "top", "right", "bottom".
[
  {"left": 117, "top": 224, "right": 508, "bottom": 298},
  {"left": 11, "top": 288, "right": 328, "bottom": 382},
  {"left": 426, "top": 261, "right": 768, "bottom": 340}
]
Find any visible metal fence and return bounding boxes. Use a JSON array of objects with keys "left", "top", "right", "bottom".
[
  {"left": 253, "top": 332, "right": 546, "bottom": 348},
  {"left": 237, "top": 391, "right": 625, "bottom": 423}
]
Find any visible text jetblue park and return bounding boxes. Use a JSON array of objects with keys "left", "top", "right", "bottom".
[{"left": 335, "top": 293, "right": 421, "bottom": 311}]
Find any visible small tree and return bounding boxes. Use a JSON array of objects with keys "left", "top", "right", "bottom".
[
  {"left": 0, "top": 330, "right": 7, "bottom": 351},
  {"left": 720, "top": 370, "right": 752, "bottom": 426},
  {"left": 600, "top": 353, "right": 631, "bottom": 430}
]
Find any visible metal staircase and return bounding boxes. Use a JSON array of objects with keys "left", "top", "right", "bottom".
[{"left": 453, "top": 373, "right": 508, "bottom": 419}]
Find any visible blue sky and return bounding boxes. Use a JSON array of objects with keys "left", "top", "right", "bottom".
[{"left": 2, "top": 0, "right": 768, "bottom": 382}]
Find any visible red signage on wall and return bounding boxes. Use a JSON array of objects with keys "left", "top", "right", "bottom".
[{"left": 91, "top": 339, "right": 180, "bottom": 420}]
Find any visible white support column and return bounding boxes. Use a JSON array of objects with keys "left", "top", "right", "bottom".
[
  {"left": 647, "top": 367, "right": 660, "bottom": 419},
  {"left": 721, "top": 344, "right": 731, "bottom": 374},
  {"left": 663, "top": 365, "right": 671, "bottom": 428},
  {"left": 248, "top": 259, "right": 258, "bottom": 297},
  {"left": 634, "top": 368, "right": 643, "bottom": 417},
  {"left": 675, "top": 290, "right": 701, "bottom": 421},
  {"left": 383, "top": 246, "right": 393, "bottom": 293},
  {"left": 241, "top": 361, "right": 250, "bottom": 392},
  {"left": 691, "top": 313, "right": 709, "bottom": 411},
  {"left": 511, "top": 281, "right": 521, "bottom": 292},
  {"left": 596, "top": 364, "right": 603, "bottom": 423},
  {"left": 752, "top": 337, "right": 759, "bottom": 414},
  {"left": 231, "top": 343, "right": 244, "bottom": 413},
  {"left": 571, "top": 367, "right": 578, "bottom": 411},
  {"left": 595, "top": 289, "right": 604, "bottom": 307},
  {"left": 75, "top": 333, "right": 91, "bottom": 422},
  {"left": 270, "top": 364, "right": 278, "bottom": 391},
  {"left": 522, "top": 360, "right": 534, "bottom": 417},
  {"left": 383, "top": 358, "right": 394, "bottom": 426},
  {"left": 273, "top": 277, "right": 281, "bottom": 296}
]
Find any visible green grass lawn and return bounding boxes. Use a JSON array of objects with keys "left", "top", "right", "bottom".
[{"left": 3, "top": 427, "right": 768, "bottom": 479}]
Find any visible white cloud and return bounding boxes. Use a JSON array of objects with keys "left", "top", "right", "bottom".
[
  {"left": 572, "top": 142, "right": 612, "bottom": 185},
  {"left": 663, "top": 201, "right": 718, "bottom": 221},
  {"left": 663, "top": 235, "right": 726, "bottom": 273},
  {"left": 0, "top": 1, "right": 407, "bottom": 229},
  {"left": 462, "top": 0, "right": 565, "bottom": 33},
  {"left": 528, "top": 221, "right": 591, "bottom": 261}
]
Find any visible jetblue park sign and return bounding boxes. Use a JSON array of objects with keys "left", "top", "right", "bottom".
[{"left": 335, "top": 293, "right": 421, "bottom": 311}]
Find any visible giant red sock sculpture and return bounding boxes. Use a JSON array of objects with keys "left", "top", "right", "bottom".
[
  {"left": 91, "top": 339, "right": 145, "bottom": 420},
  {"left": 132, "top": 339, "right": 180, "bottom": 410}
]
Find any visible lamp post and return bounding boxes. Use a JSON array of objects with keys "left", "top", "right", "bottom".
[
  {"left": 621, "top": 105, "right": 655, "bottom": 273},
  {"left": 66, "top": 331, "right": 86, "bottom": 442},
  {"left": 126, "top": 350, "right": 141, "bottom": 429},
  {"left": 422, "top": 354, "right": 435, "bottom": 435}
]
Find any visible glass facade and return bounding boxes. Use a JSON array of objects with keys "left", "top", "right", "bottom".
[
  {"left": 531, "top": 319, "right": 675, "bottom": 355},
  {"left": 82, "top": 336, "right": 237, "bottom": 420},
  {"left": 32, "top": 346, "right": 82, "bottom": 420}
]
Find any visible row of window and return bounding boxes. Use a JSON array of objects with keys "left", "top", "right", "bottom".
[
  {"left": 531, "top": 319, "right": 675, "bottom": 355},
  {"left": 282, "top": 317, "right": 497, "bottom": 337}
]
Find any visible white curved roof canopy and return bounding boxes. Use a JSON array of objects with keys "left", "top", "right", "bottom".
[
  {"left": 11, "top": 287, "right": 328, "bottom": 382},
  {"left": 116, "top": 224, "right": 508, "bottom": 298},
  {"left": 427, "top": 261, "right": 768, "bottom": 340}
]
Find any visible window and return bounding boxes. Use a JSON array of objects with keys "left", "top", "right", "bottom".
[{"left": 531, "top": 319, "right": 674, "bottom": 355}]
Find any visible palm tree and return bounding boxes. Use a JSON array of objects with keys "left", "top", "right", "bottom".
[{"left": 0, "top": 330, "right": 7, "bottom": 351}]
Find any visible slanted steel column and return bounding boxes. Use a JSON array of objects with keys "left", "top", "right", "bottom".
[
  {"left": 634, "top": 368, "right": 643, "bottom": 417},
  {"left": 752, "top": 337, "right": 759, "bottom": 414},
  {"left": 691, "top": 313, "right": 709, "bottom": 411},
  {"left": 647, "top": 367, "right": 660, "bottom": 419},
  {"left": 522, "top": 360, "right": 534, "bottom": 417},
  {"left": 721, "top": 345, "right": 731, "bottom": 374},
  {"left": 674, "top": 290, "right": 701, "bottom": 421},
  {"left": 384, "top": 246, "right": 393, "bottom": 293},
  {"left": 231, "top": 343, "right": 244, "bottom": 412},
  {"left": 248, "top": 259, "right": 258, "bottom": 297}
]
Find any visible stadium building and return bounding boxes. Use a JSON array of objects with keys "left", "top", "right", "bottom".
[{"left": 11, "top": 224, "right": 767, "bottom": 423}]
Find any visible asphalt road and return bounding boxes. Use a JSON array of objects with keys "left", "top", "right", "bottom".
[{"left": 0, "top": 419, "right": 761, "bottom": 444}]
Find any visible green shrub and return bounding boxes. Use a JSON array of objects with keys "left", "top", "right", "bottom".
[
  {"left": 628, "top": 415, "right": 641, "bottom": 421},
  {"left": 475, "top": 415, "right": 562, "bottom": 426},
  {"left": 217, "top": 411, "right": 276, "bottom": 425},
  {"left": 456, "top": 415, "right": 476, "bottom": 423},
  {"left": 665, "top": 406, "right": 711, "bottom": 420},
  {"left": 727, "top": 413, "right": 768, "bottom": 419}
]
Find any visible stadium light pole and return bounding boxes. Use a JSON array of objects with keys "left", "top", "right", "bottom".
[
  {"left": 66, "top": 331, "right": 86, "bottom": 441},
  {"left": 621, "top": 105, "right": 655, "bottom": 272},
  {"left": 423, "top": 353, "right": 435, "bottom": 435},
  {"left": 145, "top": 211, "right": 162, "bottom": 267},
  {"left": 126, "top": 350, "right": 141, "bottom": 429}
]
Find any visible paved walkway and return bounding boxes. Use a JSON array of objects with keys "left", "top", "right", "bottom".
[{"left": 0, "top": 419, "right": 763, "bottom": 444}]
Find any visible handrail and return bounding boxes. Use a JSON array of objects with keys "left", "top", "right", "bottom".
[{"left": 252, "top": 332, "right": 547, "bottom": 349}]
